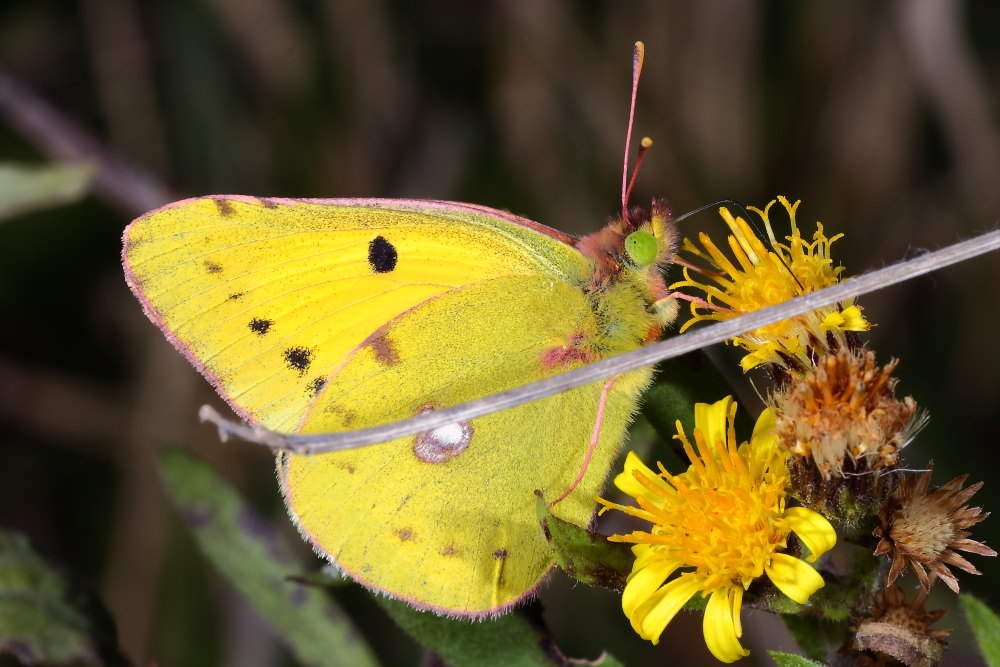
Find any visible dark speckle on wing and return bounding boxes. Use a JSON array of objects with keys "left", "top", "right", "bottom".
[
  {"left": 306, "top": 376, "right": 327, "bottom": 395},
  {"left": 249, "top": 318, "right": 273, "bottom": 335},
  {"left": 283, "top": 347, "right": 313, "bottom": 375},
  {"left": 214, "top": 198, "right": 236, "bottom": 217}
]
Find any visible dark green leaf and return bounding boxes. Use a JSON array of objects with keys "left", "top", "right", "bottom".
[
  {"left": 158, "top": 447, "right": 376, "bottom": 667},
  {"left": 768, "top": 649, "right": 825, "bottom": 666},
  {"left": 379, "top": 598, "right": 623, "bottom": 667},
  {"left": 782, "top": 614, "right": 842, "bottom": 663},
  {"left": 0, "top": 529, "right": 128, "bottom": 665},
  {"left": 640, "top": 354, "right": 737, "bottom": 467},
  {"left": 536, "top": 494, "right": 632, "bottom": 592},
  {"left": 961, "top": 595, "right": 1000, "bottom": 666}
]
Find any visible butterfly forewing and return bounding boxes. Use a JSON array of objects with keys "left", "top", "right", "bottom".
[{"left": 123, "top": 196, "right": 583, "bottom": 432}]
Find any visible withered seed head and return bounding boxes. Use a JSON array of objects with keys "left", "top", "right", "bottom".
[
  {"left": 775, "top": 350, "right": 916, "bottom": 477},
  {"left": 874, "top": 465, "right": 996, "bottom": 593},
  {"left": 851, "top": 584, "right": 950, "bottom": 666},
  {"left": 773, "top": 350, "right": 917, "bottom": 526}
]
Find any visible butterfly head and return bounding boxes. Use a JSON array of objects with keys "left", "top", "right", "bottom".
[
  {"left": 579, "top": 199, "right": 675, "bottom": 275},
  {"left": 576, "top": 199, "right": 678, "bottom": 333},
  {"left": 622, "top": 199, "right": 675, "bottom": 270}
]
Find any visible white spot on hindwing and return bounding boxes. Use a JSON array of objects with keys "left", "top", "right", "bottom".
[{"left": 412, "top": 404, "right": 473, "bottom": 464}]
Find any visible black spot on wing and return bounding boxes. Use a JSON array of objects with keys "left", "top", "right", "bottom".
[
  {"left": 249, "top": 318, "right": 273, "bottom": 335},
  {"left": 368, "top": 236, "right": 397, "bottom": 273},
  {"left": 228, "top": 292, "right": 245, "bottom": 301},
  {"left": 306, "top": 376, "right": 326, "bottom": 395},
  {"left": 204, "top": 261, "right": 223, "bottom": 274},
  {"left": 283, "top": 347, "right": 313, "bottom": 375},
  {"left": 213, "top": 198, "right": 236, "bottom": 217}
]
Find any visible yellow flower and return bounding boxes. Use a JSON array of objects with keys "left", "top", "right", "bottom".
[
  {"left": 670, "top": 197, "right": 869, "bottom": 372},
  {"left": 598, "top": 397, "right": 837, "bottom": 662}
]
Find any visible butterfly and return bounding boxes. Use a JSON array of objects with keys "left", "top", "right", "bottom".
[{"left": 122, "top": 43, "right": 679, "bottom": 618}]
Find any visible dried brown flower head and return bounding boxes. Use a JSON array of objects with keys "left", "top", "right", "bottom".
[
  {"left": 775, "top": 350, "right": 916, "bottom": 477},
  {"left": 874, "top": 467, "right": 996, "bottom": 593},
  {"left": 773, "top": 350, "right": 918, "bottom": 526},
  {"left": 852, "top": 584, "right": 950, "bottom": 667}
]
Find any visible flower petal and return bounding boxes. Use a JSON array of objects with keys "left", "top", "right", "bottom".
[
  {"left": 751, "top": 406, "right": 777, "bottom": 442},
  {"left": 783, "top": 506, "right": 837, "bottom": 562},
  {"left": 703, "top": 586, "right": 749, "bottom": 663},
  {"left": 820, "top": 310, "right": 847, "bottom": 330},
  {"left": 745, "top": 407, "right": 779, "bottom": 470},
  {"left": 632, "top": 574, "right": 702, "bottom": 644},
  {"left": 839, "top": 305, "right": 869, "bottom": 331},
  {"left": 613, "top": 451, "right": 670, "bottom": 501},
  {"left": 765, "top": 553, "right": 825, "bottom": 604},
  {"left": 623, "top": 556, "right": 682, "bottom": 618},
  {"left": 694, "top": 397, "right": 733, "bottom": 454}
]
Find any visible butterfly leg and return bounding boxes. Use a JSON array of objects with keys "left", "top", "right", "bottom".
[
  {"left": 672, "top": 256, "right": 726, "bottom": 277},
  {"left": 666, "top": 289, "right": 735, "bottom": 313},
  {"left": 546, "top": 376, "right": 617, "bottom": 509}
]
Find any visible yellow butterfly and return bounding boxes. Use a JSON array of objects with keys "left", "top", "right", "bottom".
[
  {"left": 123, "top": 194, "right": 677, "bottom": 616},
  {"left": 123, "top": 44, "right": 679, "bottom": 618}
]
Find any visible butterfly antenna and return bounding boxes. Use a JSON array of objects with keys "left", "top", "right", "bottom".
[
  {"left": 621, "top": 41, "right": 645, "bottom": 223},
  {"left": 623, "top": 137, "right": 654, "bottom": 220},
  {"left": 675, "top": 199, "right": 806, "bottom": 292}
]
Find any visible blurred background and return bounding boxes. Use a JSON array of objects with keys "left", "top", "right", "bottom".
[{"left": 1, "top": 1, "right": 999, "bottom": 665}]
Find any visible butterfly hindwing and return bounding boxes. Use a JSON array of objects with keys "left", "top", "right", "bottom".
[{"left": 280, "top": 275, "right": 651, "bottom": 615}]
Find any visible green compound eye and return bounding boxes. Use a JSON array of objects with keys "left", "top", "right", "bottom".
[{"left": 624, "top": 230, "right": 658, "bottom": 266}]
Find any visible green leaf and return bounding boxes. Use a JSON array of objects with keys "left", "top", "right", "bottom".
[
  {"left": 781, "top": 614, "right": 843, "bottom": 663},
  {"left": 768, "top": 649, "right": 825, "bottom": 666},
  {"left": 961, "top": 595, "right": 1000, "bottom": 666},
  {"left": 158, "top": 447, "right": 377, "bottom": 667},
  {"left": 0, "top": 529, "right": 128, "bottom": 665},
  {"left": 378, "top": 598, "right": 623, "bottom": 667},
  {"left": 0, "top": 162, "right": 97, "bottom": 220},
  {"left": 535, "top": 494, "right": 632, "bottom": 592}
]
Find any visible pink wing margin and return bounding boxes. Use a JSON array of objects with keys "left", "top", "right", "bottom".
[{"left": 121, "top": 195, "right": 579, "bottom": 427}]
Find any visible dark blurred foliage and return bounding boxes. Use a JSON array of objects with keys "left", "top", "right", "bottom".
[{"left": 1, "top": 1, "right": 999, "bottom": 665}]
